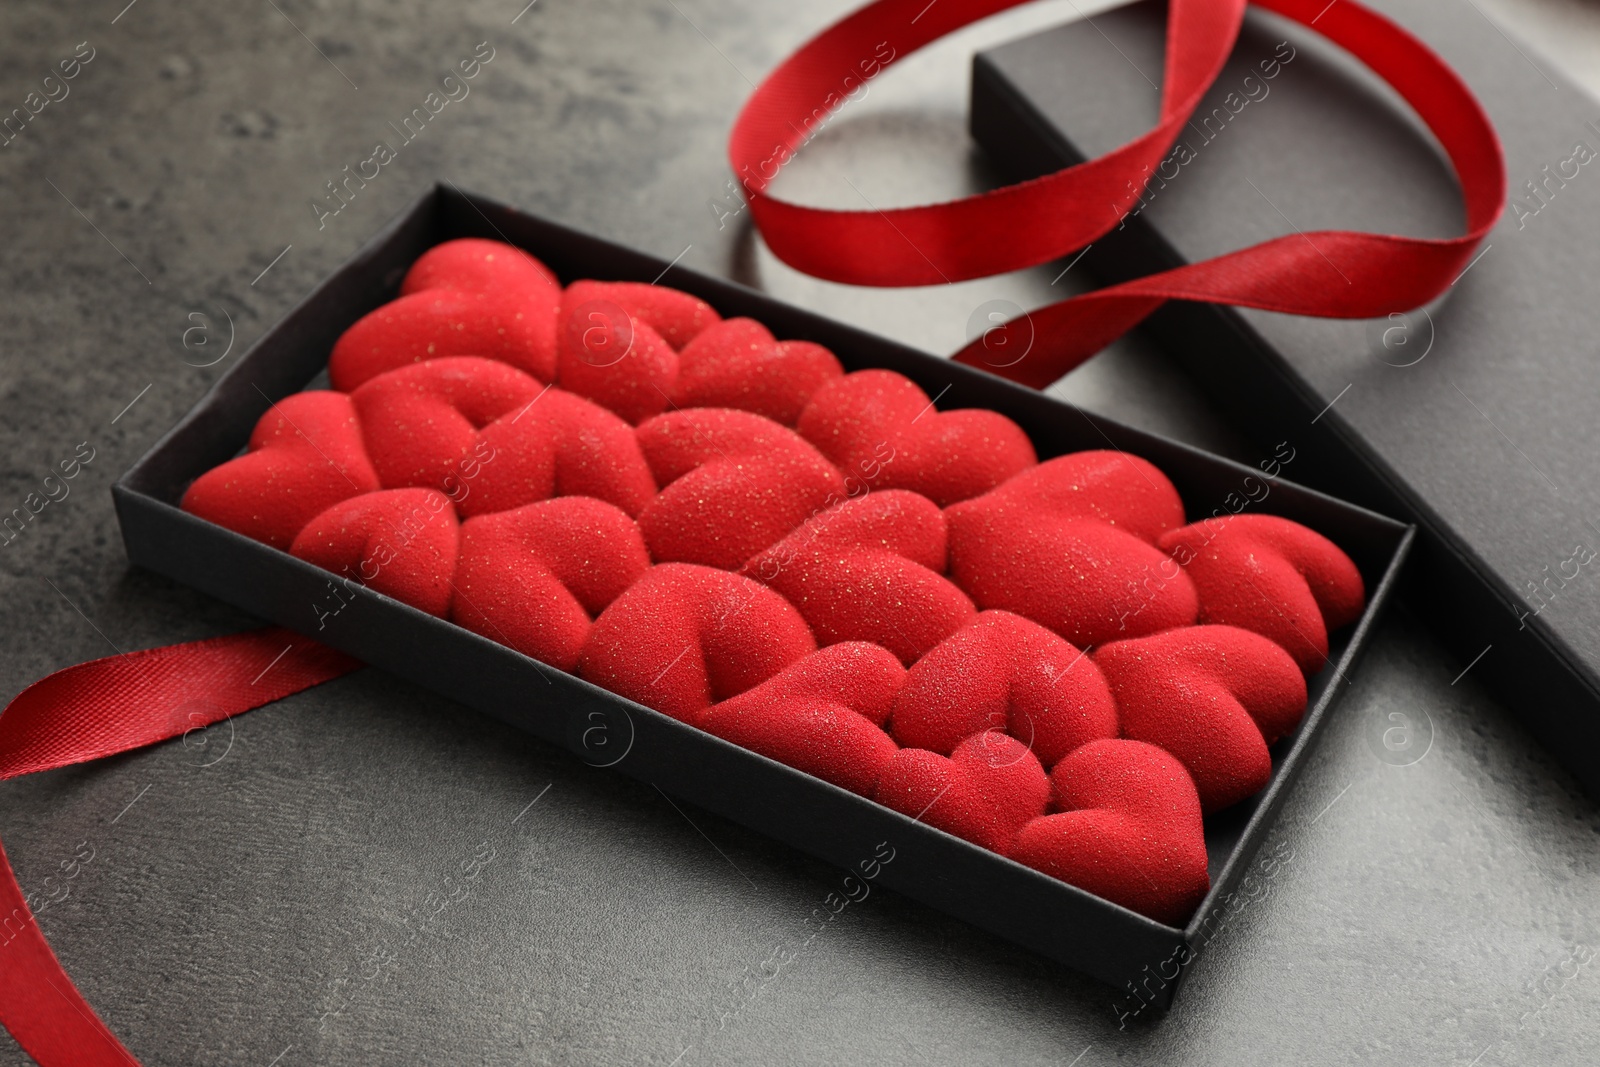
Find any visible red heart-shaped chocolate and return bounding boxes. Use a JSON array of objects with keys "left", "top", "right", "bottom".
[
  {"left": 875, "top": 732, "right": 1050, "bottom": 852},
  {"left": 704, "top": 642, "right": 904, "bottom": 796},
  {"left": 889, "top": 610, "right": 1117, "bottom": 768},
  {"left": 289, "top": 487, "right": 460, "bottom": 617},
  {"left": 1009, "top": 739, "right": 1209, "bottom": 925},
  {"left": 946, "top": 452, "right": 1198, "bottom": 648},
  {"left": 746, "top": 489, "right": 975, "bottom": 666},
  {"left": 464, "top": 386, "right": 657, "bottom": 519},
  {"left": 181, "top": 391, "right": 381, "bottom": 550},
  {"left": 1158, "top": 514, "right": 1365, "bottom": 675},
  {"left": 580, "top": 563, "right": 817, "bottom": 728},
  {"left": 401, "top": 237, "right": 562, "bottom": 298},
  {"left": 556, "top": 295, "right": 677, "bottom": 426},
  {"left": 566, "top": 280, "right": 720, "bottom": 350},
  {"left": 671, "top": 317, "right": 844, "bottom": 426},
  {"left": 328, "top": 288, "right": 559, "bottom": 392},
  {"left": 950, "top": 450, "right": 1187, "bottom": 544},
  {"left": 1094, "top": 625, "right": 1307, "bottom": 813},
  {"left": 797, "top": 370, "right": 1037, "bottom": 506},
  {"left": 451, "top": 497, "right": 651, "bottom": 671},
  {"left": 351, "top": 357, "right": 545, "bottom": 493},
  {"left": 949, "top": 517, "right": 1197, "bottom": 650},
  {"left": 555, "top": 281, "right": 723, "bottom": 425},
  {"left": 635, "top": 408, "right": 847, "bottom": 570}
]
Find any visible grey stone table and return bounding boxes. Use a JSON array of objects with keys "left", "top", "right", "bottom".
[{"left": 1, "top": 0, "right": 1597, "bottom": 1064}]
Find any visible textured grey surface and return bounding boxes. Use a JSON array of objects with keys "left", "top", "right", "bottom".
[{"left": 0, "top": 1, "right": 1597, "bottom": 1065}]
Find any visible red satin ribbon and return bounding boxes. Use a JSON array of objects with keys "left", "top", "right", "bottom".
[
  {"left": 731, "top": 0, "right": 1506, "bottom": 387},
  {"left": 0, "top": 630, "right": 357, "bottom": 1065}
]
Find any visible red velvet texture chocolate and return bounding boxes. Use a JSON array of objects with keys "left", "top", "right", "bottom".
[
  {"left": 1159, "top": 514, "right": 1366, "bottom": 675},
  {"left": 946, "top": 451, "right": 1200, "bottom": 648},
  {"left": 452, "top": 497, "right": 651, "bottom": 671},
  {"left": 352, "top": 357, "right": 545, "bottom": 492},
  {"left": 1094, "top": 626, "right": 1308, "bottom": 813},
  {"left": 705, "top": 642, "right": 904, "bottom": 797},
  {"left": 330, "top": 238, "right": 563, "bottom": 392},
  {"left": 890, "top": 610, "right": 1117, "bottom": 768},
  {"left": 876, "top": 733, "right": 1050, "bottom": 853},
  {"left": 580, "top": 563, "right": 817, "bottom": 729},
  {"left": 636, "top": 408, "right": 846, "bottom": 570},
  {"left": 180, "top": 239, "right": 1372, "bottom": 924},
  {"left": 181, "top": 391, "right": 380, "bottom": 550},
  {"left": 1010, "top": 740, "right": 1210, "bottom": 925},
  {"left": 746, "top": 490, "right": 975, "bottom": 666},
  {"left": 290, "top": 488, "right": 460, "bottom": 618},
  {"left": 328, "top": 290, "right": 557, "bottom": 392},
  {"left": 799, "top": 369, "right": 1038, "bottom": 506},
  {"left": 468, "top": 386, "right": 656, "bottom": 519},
  {"left": 402, "top": 236, "right": 561, "bottom": 297},
  {"left": 556, "top": 280, "right": 721, "bottom": 425},
  {"left": 672, "top": 317, "right": 844, "bottom": 425}
]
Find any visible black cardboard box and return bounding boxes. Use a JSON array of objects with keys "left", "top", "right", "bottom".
[
  {"left": 112, "top": 184, "right": 1410, "bottom": 1007},
  {"left": 970, "top": 0, "right": 1600, "bottom": 797}
]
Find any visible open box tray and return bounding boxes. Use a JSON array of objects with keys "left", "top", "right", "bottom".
[{"left": 113, "top": 184, "right": 1412, "bottom": 1008}]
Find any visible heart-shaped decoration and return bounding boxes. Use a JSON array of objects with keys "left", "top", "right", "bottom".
[
  {"left": 946, "top": 453, "right": 1198, "bottom": 648},
  {"left": 1158, "top": 514, "right": 1365, "bottom": 675},
  {"left": 566, "top": 279, "right": 721, "bottom": 350},
  {"left": 351, "top": 357, "right": 545, "bottom": 493},
  {"left": 746, "top": 489, "right": 975, "bottom": 665},
  {"left": 465, "top": 386, "right": 657, "bottom": 519},
  {"left": 797, "top": 370, "right": 1037, "bottom": 506},
  {"left": 181, "top": 391, "right": 381, "bottom": 550},
  {"left": 451, "top": 497, "right": 651, "bottom": 671},
  {"left": 875, "top": 732, "right": 1050, "bottom": 852},
  {"left": 401, "top": 237, "right": 563, "bottom": 302},
  {"left": 1093, "top": 625, "right": 1307, "bottom": 813},
  {"left": 635, "top": 408, "right": 847, "bottom": 570},
  {"left": 950, "top": 450, "right": 1188, "bottom": 544},
  {"left": 704, "top": 642, "right": 904, "bottom": 796},
  {"left": 289, "top": 487, "right": 460, "bottom": 618},
  {"left": 328, "top": 288, "right": 559, "bottom": 392},
  {"left": 889, "top": 610, "right": 1117, "bottom": 768},
  {"left": 556, "top": 294, "right": 676, "bottom": 426},
  {"left": 555, "top": 281, "right": 723, "bottom": 425},
  {"left": 671, "top": 317, "right": 843, "bottom": 426},
  {"left": 948, "top": 516, "right": 1197, "bottom": 650},
  {"left": 579, "top": 563, "right": 817, "bottom": 728},
  {"left": 1009, "top": 739, "right": 1209, "bottom": 925}
]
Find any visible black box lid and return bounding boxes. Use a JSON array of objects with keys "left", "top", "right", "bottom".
[{"left": 970, "top": 0, "right": 1600, "bottom": 795}]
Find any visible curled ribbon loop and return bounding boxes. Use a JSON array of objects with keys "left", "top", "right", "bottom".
[{"left": 731, "top": 0, "right": 1506, "bottom": 388}]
